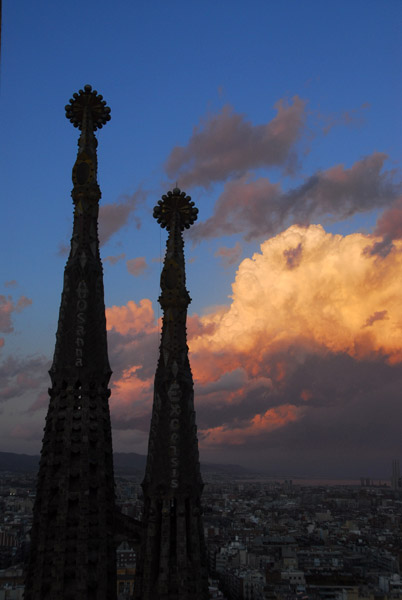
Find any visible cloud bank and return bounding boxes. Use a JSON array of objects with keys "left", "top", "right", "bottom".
[
  {"left": 101, "top": 226, "right": 402, "bottom": 475},
  {"left": 165, "top": 96, "right": 307, "bottom": 188},
  {"left": 190, "top": 153, "right": 400, "bottom": 242}
]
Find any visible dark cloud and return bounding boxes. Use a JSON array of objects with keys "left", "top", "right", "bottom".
[
  {"left": 190, "top": 153, "right": 400, "bottom": 242},
  {"left": 199, "top": 353, "right": 402, "bottom": 478},
  {"left": 165, "top": 96, "right": 307, "bottom": 188},
  {"left": 364, "top": 235, "right": 395, "bottom": 258},
  {"left": 0, "top": 354, "right": 50, "bottom": 407},
  {"left": 363, "top": 310, "right": 389, "bottom": 328},
  {"left": 283, "top": 243, "right": 303, "bottom": 269},
  {"left": 99, "top": 188, "right": 147, "bottom": 246},
  {"left": 365, "top": 197, "right": 402, "bottom": 257}
]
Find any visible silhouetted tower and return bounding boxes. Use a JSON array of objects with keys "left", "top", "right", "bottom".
[
  {"left": 25, "top": 85, "right": 116, "bottom": 600},
  {"left": 134, "top": 188, "right": 209, "bottom": 599}
]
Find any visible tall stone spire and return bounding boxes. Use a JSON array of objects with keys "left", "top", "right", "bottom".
[
  {"left": 134, "top": 188, "right": 209, "bottom": 599},
  {"left": 25, "top": 86, "right": 116, "bottom": 600}
]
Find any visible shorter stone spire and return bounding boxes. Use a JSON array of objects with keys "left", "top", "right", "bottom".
[{"left": 134, "top": 188, "right": 209, "bottom": 599}]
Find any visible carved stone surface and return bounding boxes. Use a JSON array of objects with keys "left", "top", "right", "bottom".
[
  {"left": 134, "top": 189, "right": 209, "bottom": 599},
  {"left": 24, "top": 86, "right": 117, "bottom": 600}
]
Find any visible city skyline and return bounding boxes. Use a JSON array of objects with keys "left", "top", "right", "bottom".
[{"left": 0, "top": 1, "right": 401, "bottom": 477}]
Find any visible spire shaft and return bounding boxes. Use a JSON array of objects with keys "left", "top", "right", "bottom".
[
  {"left": 25, "top": 86, "right": 116, "bottom": 600},
  {"left": 134, "top": 188, "right": 209, "bottom": 599}
]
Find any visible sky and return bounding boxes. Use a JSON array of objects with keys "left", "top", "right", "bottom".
[{"left": 0, "top": 0, "right": 401, "bottom": 478}]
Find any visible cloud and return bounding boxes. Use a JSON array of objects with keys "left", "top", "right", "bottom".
[
  {"left": 374, "top": 197, "right": 402, "bottom": 240},
  {"left": 200, "top": 404, "right": 304, "bottom": 447},
  {"left": 214, "top": 242, "right": 242, "bottom": 266},
  {"left": 104, "top": 253, "right": 126, "bottom": 266},
  {"left": 320, "top": 102, "right": 370, "bottom": 135},
  {"left": 101, "top": 226, "right": 401, "bottom": 474},
  {"left": 57, "top": 242, "right": 70, "bottom": 257},
  {"left": 283, "top": 242, "right": 303, "bottom": 269},
  {"left": 126, "top": 257, "right": 148, "bottom": 277},
  {"left": 165, "top": 96, "right": 308, "bottom": 188},
  {"left": 99, "top": 188, "right": 146, "bottom": 245},
  {"left": 0, "top": 295, "right": 32, "bottom": 335},
  {"left": 4, "top": 280, "right": 17, "bottom": 288},
  {"left": 105, "top": 299, "right": 159, "bottom": 430},
  {"left": 190, "top": 225, "right": 402, "bottom": 366},
  {"left": 364, "top": 197, "right": 402, "bottom": 257},
  {"left": 363, "top": 310, "right": 389, "bottom": 328},
  {"left": 0, "top": 354, "right": 49, "bottom": 406},
  {"left": 190, "top": 153, "right": 400, "bottom": 242}
]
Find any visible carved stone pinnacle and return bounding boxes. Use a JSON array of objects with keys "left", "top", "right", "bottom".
[
  {"left": 65, "top": 84, "right": 111, "bottom": 131},
  {"left": 153, "top": 187, "right": 198, "bottom": 231}
]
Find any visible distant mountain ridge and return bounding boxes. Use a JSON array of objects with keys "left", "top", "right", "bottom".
[{"left": 0, "top": 451, "right": 255, "bottom": 477}]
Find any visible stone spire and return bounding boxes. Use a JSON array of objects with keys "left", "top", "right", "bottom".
[
  {"left": 134, "top": 188, "right": 209, "bottom": 599},
  {"left": 25, "top": 86, "right": 116, "bottom": 600}
]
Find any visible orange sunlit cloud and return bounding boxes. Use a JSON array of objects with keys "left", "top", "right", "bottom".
[
  {"left": 106, "top": 298, "right": 157, "bottom": 336},
  {"left": 189, "top": 225, "right": 402, "bottom": 368},
  {"left": 201, "top": 404, "right": 305, "bottom": 446},
  {"left": 105, "top": 225, "right": 402, "bottom": 448}
]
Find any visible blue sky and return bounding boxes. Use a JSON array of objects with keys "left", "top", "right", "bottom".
[{"left": 0, "top": 1, "right": 401, "bottom": 476}]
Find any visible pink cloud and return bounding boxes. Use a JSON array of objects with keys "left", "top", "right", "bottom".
[
  {"left": 126, "top": 257, "right": 148, "bottom": 277},
  {"left": 104, "top": 253, "right": 126, "bottom": 266},
  {"left": 190, "top": 153, "right": 400, "bottom": 242},
  {"left": 374, "top": 197, "right": 402, "bottom": 240},
  {"left": 0, "top": 295, "right": 32, "bottom": 334},
  {"left": 4, "top": 280, "right": 17, "bottom": 288},
  {"left": 165, "top": 96, "right": 308, "bottom": 188},
  {"left": 214, "top": 242, "right": 242, "bottom": 266},
  {"left": 320, "top": 102, "right": 370, "bottom": 135},
  {"left": 99, "top": 188, "right": 146, "bottom": 245}
]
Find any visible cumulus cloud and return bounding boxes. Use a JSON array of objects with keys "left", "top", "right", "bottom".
[
  {"left": 190, "top": 153, "right": 400, "bottom": 242},
  {"left": 102, "top": 226, "right": 402, "bottom": 474},
  {"left": 105, "top": 299, "right": 159, "bottom": 430},
  {"left": 99, "top": 188, "right": 146, "bottom": 245},
  {"left": 126, "top": 257, "right": 148, "bottom": 277},
  {"left": 165, "top": 96, "right": 308, "bottom": 188},
  {"left": 190, "top": 225, "right": 402, "bottom": 366},
  {"left": 214, "top": 242, "right": 242, "bottom": 266},
  {"left": 0, "top": 295, "right": 32, "bottom": 335}
]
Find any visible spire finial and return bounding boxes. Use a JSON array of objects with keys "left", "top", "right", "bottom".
[
  {"left": 153, "top": 187, "right": 198, "bottom": 231},
  {"left": 65, "top": 84, "right": 111, "bottom": 130}
]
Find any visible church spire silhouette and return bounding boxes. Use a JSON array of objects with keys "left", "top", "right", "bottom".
[
  {"left": 25, "top": 85, "right": 116, "bottom": 600},
  {"left": 134, "top": 188, "right": 209, "bottom": 599}
]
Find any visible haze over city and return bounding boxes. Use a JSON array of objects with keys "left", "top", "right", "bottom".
[{"left": 0, "top": 1, "right": 401, "bottom": 478}]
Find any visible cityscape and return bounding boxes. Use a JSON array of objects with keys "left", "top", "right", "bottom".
[
  {"left": 0, "top": 457, "right": 400, "bottom": 599},
  {"left": 1, "top": 2, "right": 401, "bottom": 599}
]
